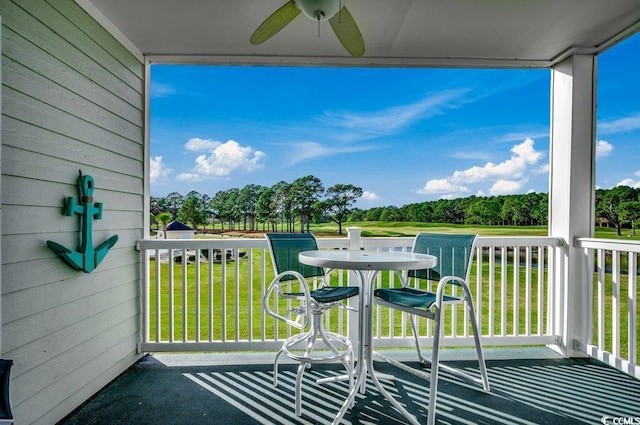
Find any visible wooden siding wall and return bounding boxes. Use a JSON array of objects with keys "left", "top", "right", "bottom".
[{"left": 0, "top": 1, "right": 144, "bottom": 423}]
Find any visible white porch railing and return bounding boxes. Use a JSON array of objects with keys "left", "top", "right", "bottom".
[
  {"left": 362, "top": 235, "right": 561, "bottom": 349},
  {"left": 136, "top": 230, "right": 639, "bottom": 378},
  {"left": 576, "top": 238, "right": 640, "bottom": 378}
]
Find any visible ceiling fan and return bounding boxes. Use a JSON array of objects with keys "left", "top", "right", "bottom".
[{"left": 250, "top": 0, "right": 365, "bottom": 57}]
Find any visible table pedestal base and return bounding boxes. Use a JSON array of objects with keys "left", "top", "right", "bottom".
[{"left": 332, "top": 269, "right": 419, "bottom": 425}]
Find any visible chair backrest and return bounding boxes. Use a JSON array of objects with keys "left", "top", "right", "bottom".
[
  {"left": 409, "top": 233, "right": 477, "bottom": 284},
  {"left": 0, "top": 359, "right": 12, "bottom": 420},
  {"left": 265, "top": 233, "right": 324, "bottom": 281}
]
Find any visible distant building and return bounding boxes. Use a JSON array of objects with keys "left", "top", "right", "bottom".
[{"left": 160, "top": 221, "right": 196, "bottom": 239}]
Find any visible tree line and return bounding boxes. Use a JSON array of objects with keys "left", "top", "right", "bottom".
[
  {"left": 151, "top": 176, "right": 362, "bottom": 235},
  {"left": 150, "top": 176, "right": 640, "bottom": 236}
]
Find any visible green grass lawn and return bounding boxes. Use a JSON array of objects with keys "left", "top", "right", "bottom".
[{"left": 311, "top": 221, "right": 640, "bottom": 240}]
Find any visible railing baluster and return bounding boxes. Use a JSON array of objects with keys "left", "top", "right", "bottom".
[
  {"left": 182, "top": 248, "right": 188, "bottom": 342},
  {"left": 472, "top": 243, "right": 484, "bottom": 335},
  {"left": 501, "top": 246, "right": 507, "bottom": 336},
  {"left": 154, "top": 248, "right": 161, "bottom": 343},
  {"left": 597, "top": 248, "right": 606, "bottom": 351},
  {"left": 513, "top": 245, "right": 520, "bottom": 336},
  {"left": 260, "top": 247, "right": 267, "bottom": 342},
  {"left": 548, "top": 245, "right": 557, "bottom": 337},
  {"left": 208, "top": 249, "right": 214, "bottom": 342},
  {"left": 247, "top": 248, "right": 253, "bottom": 342},
  {"left": 221, "top": 253, "right": 227, "bottom": 342},
  {"left": 168, "top": 249, "right": 175, "bottom": 343},
  {"left": 489, "top": 246, "right": 495, "bottom": 337},
  {"left": 613, "top": 250, "right": 621, "bottom": 358},
  {"left": 475, "top": 246, "right": 483, "bottom": 337},
  {"left": 235, "top": 250, "right": 240, "bottom": 342},
  {"left": 537, "top": 246, "right": 544, "bottom": 335},
  {"left": 525, "top": 246, "right": 532, "bottom": 336},
  {"left": 195, "top": 249, "right": 201, "bottom": 342},
  {"left": 628, "top": 252, "right": 637, "bottom": 364}
]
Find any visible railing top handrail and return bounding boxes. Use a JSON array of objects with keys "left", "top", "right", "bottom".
[
  {"left": 137, "top": 235, "right": 564, "bottom": 251},
  {"left": 576, "top": 237, "right": 640, "bottom": 253},
  {"left": 137, "top": 236, "right": 350, "bottom": 250},
  {"left": 474, "top": 236, "right": 563, "bottom": 247},
  {"left": 316, "top": 238, "right": 349, "bottom": 249},
  {"left": 137, "top": 238, "right": 267, "bottom": 250}
]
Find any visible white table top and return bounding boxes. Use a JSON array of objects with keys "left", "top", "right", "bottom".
[{"left": 299, "top": 250, "right": 436, "bottom": 271}]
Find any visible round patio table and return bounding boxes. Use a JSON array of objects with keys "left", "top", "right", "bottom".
[{"left": 299, "top": 249, "right": 437, "bottom": 425}]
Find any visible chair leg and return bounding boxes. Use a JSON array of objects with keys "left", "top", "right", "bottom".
[
  {"left": 317, "top": 317, "right": 342, "bottom": 358},
  {"left": 467, "top": 300, "right": 490, "bottom": 391},
  {"left": 346, "top": 352, "right": 355, "bottom": 407},
  {"left": 409, "top": 314, "right": 427, "bottom": 364},
  {"left": 295, "top": 317, "right": 320, "bottom": 416},
  {"left": 295, "top": 361, "right": 306, "bottom": 416},
  {"left": 317, "top": 318, "right": 355, "bottom": 394},
  {"left": 427, "top": 302, "right": 489, "bottom": 423},
  {"left": 277, "top": 311, "right": 355, "bottom": 417},
  {"left": 427, "top": 307, "right": 442, "bottom": 425},
  {"left": 273, "top": 348, "right": 284, "bottom": 387}
]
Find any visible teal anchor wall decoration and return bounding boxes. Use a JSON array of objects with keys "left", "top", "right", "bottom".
[{"left": 46, "top": 173, "right": 118, "bottom": 273}]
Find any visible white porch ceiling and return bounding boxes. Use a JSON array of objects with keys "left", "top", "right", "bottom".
[{"left": 78, "top": 0, "right": 640, "bottom": 67}]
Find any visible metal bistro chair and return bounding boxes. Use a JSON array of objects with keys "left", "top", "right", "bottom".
[
  {"left": 263, "top": 233, "right": 359, "bottom": 417},
  {"left": 0, "top": 359, "right": 13, "bottom": 425},
  {"left": 374, "top": 233, "right": 490, "bottom": 425}
]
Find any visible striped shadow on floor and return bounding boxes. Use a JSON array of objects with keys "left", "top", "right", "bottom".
[{"left": 58, "top": 355, "right": 640, "bottom": 425}]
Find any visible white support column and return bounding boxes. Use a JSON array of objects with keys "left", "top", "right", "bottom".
[
  {"left": 143, "top": 57, "right": 151, "bottom": 239},
  {"left": 549, "top": 54, "right": 596, "bottom": 357}
]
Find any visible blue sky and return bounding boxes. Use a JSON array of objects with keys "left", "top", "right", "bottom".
[{"left": 150, "top": 33, "right": 640, "bottom": 208}]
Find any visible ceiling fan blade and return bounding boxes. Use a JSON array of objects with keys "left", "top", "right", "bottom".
[
  {"left": 329, "top": 6, "right": 365, "bottom": 57},
  {"left": 250, "top": 1, "right": 302, "bottom": 45}
]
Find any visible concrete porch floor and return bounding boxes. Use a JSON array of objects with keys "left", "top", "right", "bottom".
[{"left": 58, "top": 348, "right": 640, "bottom": 424}]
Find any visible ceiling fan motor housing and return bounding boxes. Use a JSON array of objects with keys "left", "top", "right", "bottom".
[{"left": 294, "top": 0, "right": 343, "bottom": 21}]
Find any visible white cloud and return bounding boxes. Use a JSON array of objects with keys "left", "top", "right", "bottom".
[
  {"left": 324, "top": 89, "right": 469, "bottom": 135},
  {"left": 417, "top": 138, "right": 545, "bottom": 198},
  {"left": 489, "top": 179, "right": 525, "bottom": 195},
  {"left": 450, "top": 138, "right": 542, "bottom": 184},
  {"left": 287, "top": 142, "right": 333, "bottom": 163},
  {"left": 175, "top": 173, "right": 201, "bottom": 182},
  {"left": 440, "top": 194, "right": 457, "bottom": 200},
  {"left": 150, "top": 156, "right": 173, "bottom": 183},
  {"left": 417, "top": 179, "right": 471, "bottom": 195},
  {"left": 534, "top": 164, "right": 549, "bottom": 174},
  {"left": 361, "top": 191, "right": 381, "bottom": 201},
  {"left": 451, "top": 151, "right": 493, "bottom": 161},
  {"left": 151, "top": 82, "right": 179, "bottom": 98},
  {"left": 610, "top": 172, "right": 640, "bottom": 191},
  {"left": 595, "top": 140, "right": 613, "bottom": 158},
  {"left": 185, "top": 137, "right": 221, "bottom": 152},
  {"left": 286, "top": 141, "right": 375, "bottom": 165},
  {"left": 189, "top": 139, "right": 266, "bottom": 178},
  {"left": 617, "top": 177, "right": 640, "bottom": 188},
  {"left": 497, "top": 131, "right": 549, "bottom": 142},
  {"left": 598, "top": 114, "right": 640, "bottom": 134}
]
